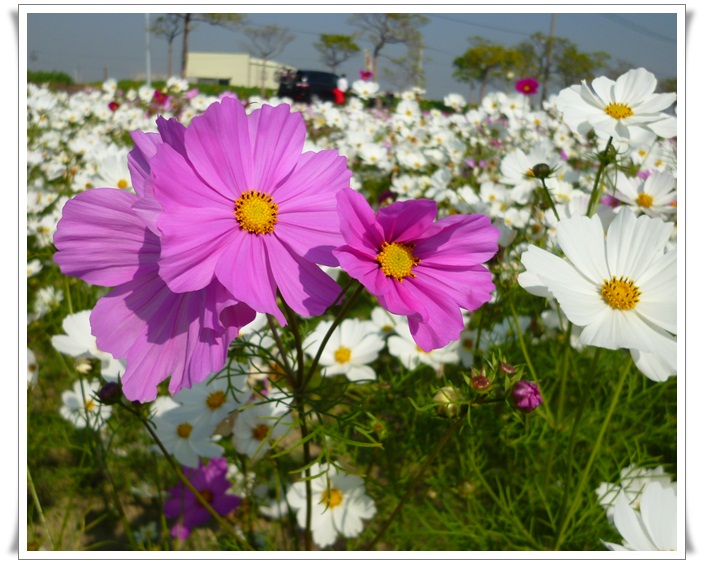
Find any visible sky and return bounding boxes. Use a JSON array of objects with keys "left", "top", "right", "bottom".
[{"left": 22, "top": 5, "right": 681, "bottom": 100}]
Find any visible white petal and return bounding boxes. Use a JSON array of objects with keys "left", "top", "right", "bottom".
[
  {"left": 613, "top": 492, "right": 658, "bottom": 550},
  {"left": 556, "top": 214, "right": 609, "bottom": 283},
  {"left": 639, "top": 482, "right": 677, "bottom": 550},
  {"left": 631, "top": 346, "right": 676, "bottom": 382}
]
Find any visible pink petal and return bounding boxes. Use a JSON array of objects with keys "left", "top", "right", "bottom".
[
  {"left": 183, "top": 96, "right": 252, "bottom": 198},
  {"left": 336, "top": 188, "right": 384, "bottom": 253},
  {"left": 376, "top": 198, "right": 438, "bottom": 242},
  {"left": 54, "top": 188, "right": 158, "bottom": 286},
  {"left": 158, "top": 208, "right": 237, "bottom": 293},
  {"left": 266, "top": 236, "right": 342, "bottom": 317},
  {"left": 247, "top": 104, "right": 307, "bottom": 194},
  {"left": 215, "top": 233, "right": 284, "bottom": 324}
]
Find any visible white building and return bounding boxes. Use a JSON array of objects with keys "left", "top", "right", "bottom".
[{"left": 185, "top": 52, "right": 289, "bottom": 90}]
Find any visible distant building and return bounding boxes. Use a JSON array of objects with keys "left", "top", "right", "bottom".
[{"left": 185, "top": 52, "right": 289, "bottom": 90}]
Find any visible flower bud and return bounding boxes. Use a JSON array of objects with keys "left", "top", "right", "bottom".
[
  {"left": 470, "top": 368, "right": 490, "bottom": 391},
  {"left": 97, "top": 380, "right": 122, "bottom": 405},
  {"left": 511, "top": 381, "right": 542, "bottom": 413},
  {"left": 433, "top": 385, "right": 463, "bottom": 418},
  {"left": 500, "top": 362, "right": 516, "bottom": 375},
  {"left": 530, "top": 163, "right": 552, "bottom": 179}
]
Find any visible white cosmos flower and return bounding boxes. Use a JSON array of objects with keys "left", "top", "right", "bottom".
[
  {"left": 286, "top": 462, "right": 376, "bottom": 548},
  {"left": 603, "top": 481, "right": 677, "bottom": 551},
  {"left": 59, "top": 378, "right": 112, "bottom": 430},
  {"left": 303, "top": 319, "right": 384, "bottom": 383},
  {"left": 596, "top": 464, "right": 673, "bottom": 521},
  {"left": 613, "top": 170, "right": 677, "bottom": 218},
  {"left": 232, "top": 399, "right": 293, "bottom": 461},
  {"left": 152, "top": 408, "right": 223, "bottom": 468},
  {"left": 172, "top": 372, "right": 251, "bottom": 429},
  {"left": 555, "top": 68, "right": 676, "bottom": 142},
  {"left": 51, "top": 310, "right": 125, "bottom": 381},
  {"left": 518, "top": 207, "right": 676, "bottom": 381},
  {"left": 387, "top": 322, "right": 459, "bottom": 371}
]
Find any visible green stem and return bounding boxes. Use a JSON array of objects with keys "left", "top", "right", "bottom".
[
  {"left": 27, "top": 466, "right": 54, "bottom": 550},
  {"left": 364, "top": 417, "right": 462, "bottom": 550},
  {"left": 297, "top": 408, "right": 313, "bottom": 551},
  {"left": 305, "top": 282, "right": 364, "bottom": 388},
  {"left": 266, "top": 314, "right": 296, "bottom": 389},
  {"left": 540, "top": 178, "right": 560, "bottom": 221},
  {"left": 586, "top": 137, "right": 614, "bottom": 217},
  {"left": 556, "top": 322, "right": 573, "bottom": 426},
  {"left": 509, "top": 300, "right": 554, "bottom": 427},
  {"left": 553, "top": 354, "right": 631, "bottom": 550},
  {"left": 136, "top": 410, "right": 254, "bottom": 550}
]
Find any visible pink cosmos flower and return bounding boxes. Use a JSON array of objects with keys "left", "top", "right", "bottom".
[
  {"left": 515, "top": 77, "right": 539, "bottom": 96},
  {"left": 333, "top": 188, "right": 499, "bottom": 351},
  {"left": 54, "top": 116, "right": 256, "bottom": 402},
  {"left": 151, "top": 97, "right": 351, "bottom": 324},
  {"left": 163, "top": 457, "right": 241, "bottom": 540},
  {"left": 54, "top": 189, "right": 256, "bottom": 402}
]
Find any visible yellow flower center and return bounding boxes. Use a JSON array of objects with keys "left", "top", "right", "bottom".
[
  {"left": 604, "top": 102, "right": 634, "bottom": 120},
  {"left": 334, "top": 346, "right": 352, "bottom": 364},
  {"left": 117, "top": 179, "right": 129, "bottom": 189},
  {"left": 525, "top": 169, "right": 535, "bottom": 177},
  {"left": 636, "top": 193, "right": 654, "bottom": 208},
  {"left": 177, "top": 423, "right": 193, "bottom": 438},
  {"left": 252, "top": 423, "right": 270, "bottom": 441},
  {"left": 84, "top": 399, "right": 95, "bottom": 412},
  {"left": 321, "top": 487, "right": 343, "bottom": 509},
  {"left": 234, "top": 190, "right": 278, "bottom": 234},
  {"left": 376, "top": 241, "right": 421, "bottom": 282},
  {"left": 206, "top": 390, "right": 227, "bottom": 410},
  {"left": 600, "top": 276, "right": 641, "bottom": 310}
]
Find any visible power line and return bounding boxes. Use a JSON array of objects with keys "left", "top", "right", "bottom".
[
  {"left": 600, "top": 14, "right": 676, "bottom": 44},
  {"left": 427, "top": 14, "right": 533, "bottom": 38}
]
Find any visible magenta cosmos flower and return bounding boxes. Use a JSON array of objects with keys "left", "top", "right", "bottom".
[
  {"left": 150, "top": 97, "right": 352, "bottom": 324},
  {"left": 54, "top": 117, "right": 256, "bottom": 402},
  {"left": 163, "top": 457, "right": 241, "bottom": 540},
  {"left": 333, "top": 188, "right": 499, "bottom": 351},
  {"left": 515, "top": 77, "right": 539, "bottom": 96}
]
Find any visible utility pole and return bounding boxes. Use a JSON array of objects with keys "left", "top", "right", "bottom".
[
  {"left": 541, "top": 13, "right": 557, "bottom": 103},
  {"left": 145, "top": 13, "right": 152, "bottom": 86}
]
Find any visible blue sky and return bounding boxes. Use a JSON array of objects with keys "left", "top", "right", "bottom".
[{"left": 24, "top": 6, "right": 680, "bottom": 99}]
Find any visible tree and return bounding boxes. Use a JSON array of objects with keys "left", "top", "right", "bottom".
[
  {"left": 554, "top": 44, "right": 611, "bottom": 88},
  {"left": 154, "top": 14, "right": 247, "bottom": 78},
  {"left": 348, "top": 13, "right": 429, "bottom": 83},
  {"left": 314, "top": 34, "right": 360, "bottom": 74},
  {"left": 151, "top": 14, "right": 183, "bottom": 77},
  {"left": 241, "top": 24, "right": 296, "bottom": 97},
  {"left": 516, "top": 32, "right": 610, "bottom": 97},
  {"left": 383, "top": 33, "right": 424, "bottom": 91},
  {"left": 452, "top": 37, "right": 523, "bottom": 102}
]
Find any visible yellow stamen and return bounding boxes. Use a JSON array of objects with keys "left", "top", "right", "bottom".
[
  {"left": 206, "top": 390, "right": 227, "bottom": 410},
  {"left": 117, "top": 179, "right": 129, "bottom": 189},
  {"left": 84, "top": 399, "right": 95, "bottom": 412},
  {"left": 177, "top": 423, "right": 192, "bottom": 438},
  {"left": 334, "top": 346, "right": 352, "bottom": 364},
  {"left": 600, "top": 276, "right": 641, "bottom": 310},
  {"left": 234, "top": 190, "right": 278, "bottom": 234},
  {"left": 636, "top": 193, "right": 654, "bottom": 208},
  {"left": 321, "top": 487, "right": 343, "bottom": 509},
  {"left": 252, "top": 423, "right": 270, "bottom": 441},
  {"left": 376, "top": 241, "right": 421, "bottom": 282},
  {"left": 604, "top": 102, "right": 634, "bottom": 120}
]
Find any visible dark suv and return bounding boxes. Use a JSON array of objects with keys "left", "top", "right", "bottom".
[{"left": 277, "top": 70, "right": 339, "bottom": 103}]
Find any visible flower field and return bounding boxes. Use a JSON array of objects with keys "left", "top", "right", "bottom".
[{"left": 25, "top": 70, "right": 678, "bottom": 553}]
